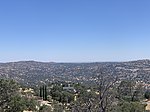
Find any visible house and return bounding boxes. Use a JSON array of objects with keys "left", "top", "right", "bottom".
[{"left": 63, "top": 84, "right": 76, "bottom": 93}]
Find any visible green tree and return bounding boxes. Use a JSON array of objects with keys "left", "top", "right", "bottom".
[
  {"left": 0, "top": 79, "right": 19, "bottom": 111},
  {"left": 118, "top": 80, "right": 143, "bottom": 102},
  {"left": 43, "top": 85, "right": 45, "bottom": 100},
  {"left": 45, "top": 85, "right": 47, "bottom": 100},
  {"left": 41, "top": 85, "right": 48, "bottom": 100},
  {"left": 145, "top": 90, "right": 150, "bottom": 100},
  {"left": 24, "top": 98, "right": 37, "bottom": 111},
  {"left": 111, "top": 101, "right": 146, "bottom": 112},
  {"left": 39, "top": 105, "right": 52, "bottom": 112},
  {"left": 61, "top": 91, "right": 74, "bottom": 103},
  {"left": 0, "top": 79, "right": 38, "bottom": 112},
  {"left": 40, "top": 86, "right": 43, "bottom": 98},
  {"left": 7, "top": 95, "right": 26, "bottom": 112}
]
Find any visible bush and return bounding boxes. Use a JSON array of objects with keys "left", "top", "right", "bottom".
[{"left": 145, "top": 90, "right": 150, "bottom": 100}]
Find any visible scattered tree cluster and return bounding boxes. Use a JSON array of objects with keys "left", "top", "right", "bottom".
[
  {"left": 0, "top": 79, "right": 37, "bottom": 112},
  {"left": 40, "top": 85, "right": 47, "bottom": 100}
]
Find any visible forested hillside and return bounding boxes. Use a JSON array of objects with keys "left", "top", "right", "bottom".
[{"left": 0, "top": 60, "right": 150, "bottom": 87}]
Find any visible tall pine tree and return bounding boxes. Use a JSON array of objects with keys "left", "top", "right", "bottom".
[
  {"left": 45, "top": 85, "right": 47, "bottom": 100},
  {"left": 40, "top": 86, "right": 42, "bottom": 98},
  {"left": 40, "top": 85, "right": 48, "bottom": 100},
  {"left": 43, "top": 85, "right": 45, "bottom": 100}
]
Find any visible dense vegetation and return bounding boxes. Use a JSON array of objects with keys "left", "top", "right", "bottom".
[
  {"left": 0, "top": 62, "right": 150, "bottom": 112},
  {"left": 0, "top": 77, "right": 148, "bottom": 112},
  {"left": 0, "top": 79, "right": 38, "bottom": 112},
  {"left": 49, "top": 81, "right": 146, "bottom": 112}
]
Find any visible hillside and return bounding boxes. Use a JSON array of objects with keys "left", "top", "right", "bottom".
[{"left": 0, "top": 60, "right": 150, "bottom": 86}]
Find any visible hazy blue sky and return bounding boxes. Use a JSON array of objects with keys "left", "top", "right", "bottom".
[{"left": 0, "top": 0, "right": 150, "bottom": 62}]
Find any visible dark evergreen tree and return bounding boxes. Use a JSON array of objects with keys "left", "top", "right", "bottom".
[
  {"left": 40, "top": 86, "right": 42, "bottom": 98},
  {"left": 45, "top": 85, "right": 47, "bottom": 100},
  {"left": 42, "top": 85, "right": 45, "bottom": 100},
  {"left": 145, "top": 90, "right": 150, "bottom": 100}
]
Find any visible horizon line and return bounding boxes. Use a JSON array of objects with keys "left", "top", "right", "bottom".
[{"left": 0, "top": 59, "right": 150, "bottom": 63}]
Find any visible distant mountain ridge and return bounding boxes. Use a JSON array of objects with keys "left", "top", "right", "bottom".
[{"left": 0, "top": 59, "right": 150, "bottom": 86}]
